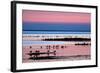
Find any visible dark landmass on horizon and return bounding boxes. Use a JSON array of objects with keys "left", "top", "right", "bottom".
[{"left": 43, "top": 38, "right": 91, "bottom": 41}]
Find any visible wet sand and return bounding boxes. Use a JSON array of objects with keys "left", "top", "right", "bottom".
[{"left": 22, "top": 44, "right": 91, "bottom": 63}]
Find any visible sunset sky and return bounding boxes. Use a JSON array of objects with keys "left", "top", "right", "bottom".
[{"left": 22, "top": 10, "right": 91, "bottom": 32}]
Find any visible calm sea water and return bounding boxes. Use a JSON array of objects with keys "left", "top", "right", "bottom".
[
  {"left": 23, "top": 31, "right": 90, "bottom": 34},
  {"left": 22, "top": 31, "right": 91, "bottom": 63}
]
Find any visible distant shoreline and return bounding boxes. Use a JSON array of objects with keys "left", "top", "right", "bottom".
[
  {"left": 23, "top": 31, "right": 91, "bottom": 34},
  {"left": 43, "top": 37, "right": 91, "bottom": 41}
]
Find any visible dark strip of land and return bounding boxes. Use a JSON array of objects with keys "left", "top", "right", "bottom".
[{"left": 43, "top": 38, "right": 91, "bottom": 41}]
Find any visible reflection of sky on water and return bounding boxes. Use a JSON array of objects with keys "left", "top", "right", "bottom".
[
  {"left": 23, "top": 32, "right": 91, "bottom": 39},
  {"left": 23, "top": 31, "right": 90, "bottom": 34},
  {"left": 22, "top": 41, "right": 90, "bottom": 46},
  {"left": 23, "top": 41, "right": 66, "bottom": 46},
  {"left": 22, "top": 31, "right": 91, "bottom": 46}
]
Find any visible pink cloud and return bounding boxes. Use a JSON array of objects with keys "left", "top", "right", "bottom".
[{"left": 22, "top": 10, "right": 91, "bottom": 24}]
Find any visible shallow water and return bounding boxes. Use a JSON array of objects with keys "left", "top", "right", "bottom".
[
  {"left": 22, "top": 43, "right": 91, "bottom": 63},
  {"left": 22, "top": 32, "right": 91, "bottom": 63}
]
